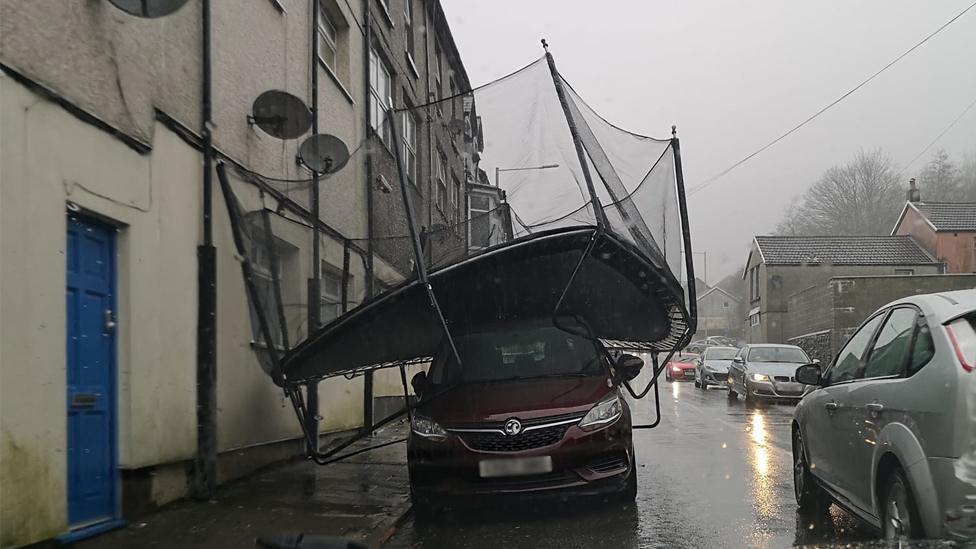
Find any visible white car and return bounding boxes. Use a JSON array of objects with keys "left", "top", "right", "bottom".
[{"left": 792, "top": 289, "right": 976, "bottom": 541}]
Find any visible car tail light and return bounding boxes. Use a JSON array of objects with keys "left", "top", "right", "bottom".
[{"left": 946, "top": 316, "right": 976, "bottom": 372}]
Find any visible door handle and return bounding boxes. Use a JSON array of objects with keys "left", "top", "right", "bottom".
[
  {"left": 866, "top": 403, "right": 885, "bottom": 413},
  {"left": 824, "top": 401, "right": 839, "bottom": 412}
]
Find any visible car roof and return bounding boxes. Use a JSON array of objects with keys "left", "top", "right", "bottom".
[
  {"left": 704, "top": 346, "right": 737, "bottom": 352},
  {"left": 744, "top": 343, "right": 802, "bottom": 350},
  {"left": 885, "top": 289, "right": 976, "bottom": 324}
]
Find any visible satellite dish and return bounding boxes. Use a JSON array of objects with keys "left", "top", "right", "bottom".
[
  {"left": 249, "top": 90, "right": 313, "bottom": 140},
  {"left": 107, "top": 0, "right": 190, "bottom": 18},
  {"left": 298, "top": 134, "right": 350, "bottom": 175}
]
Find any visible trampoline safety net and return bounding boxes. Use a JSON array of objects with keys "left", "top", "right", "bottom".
[{"left": 217, "top": 53, "right": 696, "bottom": 388}]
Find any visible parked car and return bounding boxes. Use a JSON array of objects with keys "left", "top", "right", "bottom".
[
  {"left": 792, "top": 290, "right": 976, "bottom": 541},
  {"left": 685, "top": 341, "right": 712, "bottom": 354},
  {"left": 406, "top": 321, "right": 643, "bottom": 511},
  {"left": 694, "top": 346, "right": 737, "bottom": 389},
  {"left": 704, "top": 335, "right": 740, "bottom": 348},
  {"left": 727, "top": 344, "right": 813, "bottom": 404},
  {"left": 665, "top": 352, "right": 699, "bottom": 382}
]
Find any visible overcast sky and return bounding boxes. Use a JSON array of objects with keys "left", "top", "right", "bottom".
[{"left": 441, "top": 1, "right": 976, "bottom": 284}]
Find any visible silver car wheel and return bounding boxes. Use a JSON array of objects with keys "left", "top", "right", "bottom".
[{"left": 884, "top": 479, "right": 912, "bottom": 540}]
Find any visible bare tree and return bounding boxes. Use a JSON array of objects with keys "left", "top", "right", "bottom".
[
  {"left": 775, "top": 150, "right": 903, "bottom": 236},
  {"left": 917, "top": 149, "right": 962, "bottom": 201},
  {"left": 958, "top": 152, "right": 976, "bottom": 202}
]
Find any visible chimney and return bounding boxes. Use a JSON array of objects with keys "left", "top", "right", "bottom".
[{"left": 907, "top": 178, "right": 921, "bottom": 203}]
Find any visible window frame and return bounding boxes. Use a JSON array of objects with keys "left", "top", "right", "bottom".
[
  {"left": 316, "top": 7, "right": 339, "bottom": 72},
  {"left": 402, "top": 110, "right": 418, "bottom": 185},
  {"left": 403, "top": 0, "right": 415, "bottom": 62},
  {"left": 320, "top": 263, "right": 344, "bottom": 324},
  {"left": 823, "top": 311, "right": 887, "bottom": 386},
  {"left": 860, "top": 306, "right": 919, "bottom": 381},
  {"left": 369, "top": 47, "right": 393, "bottom": 148}
]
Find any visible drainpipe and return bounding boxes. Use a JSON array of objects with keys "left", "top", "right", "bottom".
[
  {"left": 306, "top": 0, "right": 322, "bottom": 454},
  {"left": 361, "top": 0, "right": 375, "bottom": 433},
  {"left": 194, "top": 0, "right": 218, "bottom": 500}
]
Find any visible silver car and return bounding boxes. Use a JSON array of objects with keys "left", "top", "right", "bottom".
[
  {"left": 727, "top": 344, "right": 813, "bottom": 405},
  {"left": 792, "top": 289, "right": 976, "bottom": 541},
  {"left": 694, "top": 346, "right": 737, "bottom": 389}
]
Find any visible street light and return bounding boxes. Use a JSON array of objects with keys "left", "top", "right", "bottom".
[{"left": 495, "top": 164, "right": 560, "bottom": 187}]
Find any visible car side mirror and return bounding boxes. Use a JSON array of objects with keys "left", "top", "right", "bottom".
[
  {"left": 732, "top": 356, "right": 745, "bottom": 365},
  {"left": 795, "top": 363, "right": 822, "bottom": 386},
  {"left": 411, "top": 371, "right": 428, "bottom": 396},
  {"left": 615, "top": 354, "right": 644, "bottom": 382}
]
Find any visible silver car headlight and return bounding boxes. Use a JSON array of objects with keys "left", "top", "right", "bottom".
[
  {"left": 411, "top": 415, "right": 448, "bottom": 441},
  {"left": 751, "top": 373, "right": 770, "bottom": 382},
  {"left": 579, "top": 394, "right": 622, "bottom": 431}
]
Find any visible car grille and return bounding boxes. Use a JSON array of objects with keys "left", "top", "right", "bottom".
[
  {"left": 476, "top": 470, "right": 580, "bottom": 490},
  {"left": 774, "top": 376, "right": 795, "bottom": 383},
  {"left": 709, "top": 372, "right": 728, "bottom": 382},
  {"left": 448, "top": 412, "right": 585, "bottom": 453},
  {"left": 458, "top": 424, "right": 573, "bottom": 452}
]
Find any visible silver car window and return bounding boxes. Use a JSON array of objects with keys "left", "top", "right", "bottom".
[
  {"left": 863, "top": 308, "right": 916, "bottom": 379},
  {"left": 908, "top": 320, "right": 935, "bottom": 376},
  {"left": 827, "top": 313, "right": 885, "bottom": 384}
]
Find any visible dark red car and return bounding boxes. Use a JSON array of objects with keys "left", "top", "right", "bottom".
[
  {"left": 665, "top": 352, "right": 698, "bottom": 382},
  {"left": 407, "top": 322, "right": 643, "bottom": 510}
]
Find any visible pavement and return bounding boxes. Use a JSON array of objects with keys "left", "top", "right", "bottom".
[{"left": 75, "top": 423, "right": 412, "bottom": 549}]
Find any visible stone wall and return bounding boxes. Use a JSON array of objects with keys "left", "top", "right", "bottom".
[{"left": 787, "top": 330, "right": 831, "bottom": 365}]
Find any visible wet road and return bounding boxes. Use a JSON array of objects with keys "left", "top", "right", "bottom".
[{"left": 386, "top": 374, "right": 877, "bottom": 549}]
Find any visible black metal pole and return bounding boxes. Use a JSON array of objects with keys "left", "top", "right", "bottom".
[
  {"left": 672, "top": 130, "right": 697, "bottom": 341},
  {"left": 194, "top": 0, "right": 218, "bottom": 501},
  {"left": 542, "top": 41, "right": 608, "bottom": 227},
  {"left": 386, "top": 108, "right": 465, "bottom": 368},
  {"left": 306, "top": 0, "right": 322, "bottom": 456}
]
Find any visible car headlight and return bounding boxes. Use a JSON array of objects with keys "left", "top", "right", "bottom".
[
  {"left": 671, "top": 365, "right": 681, "bottom": 372},
  {"left": 411, "top": 415, "right": 448, "bottom": 441},
  {"left": 579, "top": 394, "right": 622, "bottom": 431},
  {"left": 751, "top": 373, "right": 770, "bottom": 382}
]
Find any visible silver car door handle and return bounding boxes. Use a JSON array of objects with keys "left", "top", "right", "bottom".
[
  {"left": 824, "top": 401, "right": 839, "bottom": 411},
  {"left": 866, "top": 403, "right": 884, "bottom": 413}
]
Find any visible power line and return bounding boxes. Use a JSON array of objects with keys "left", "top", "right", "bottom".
[
  {"left": 898, "top": 93, "right": 976, "bottom": 177},
  {"left": 688, "top": 1, "right": 976, "bottom": 197}
]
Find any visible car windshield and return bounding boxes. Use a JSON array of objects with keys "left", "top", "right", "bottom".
[
  {"left": 428, "top": 326, "right": 602, "bottom": 385},
  {"left": 747, "top": 347, "right": 810, "bottom": 363},
  {"left": 704, "top": 347, "right": 737, "bottom": 360}
]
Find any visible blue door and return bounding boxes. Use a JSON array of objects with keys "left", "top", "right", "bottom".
[{"left": 66, "top": 214, "right": 118, "bottom": 528}]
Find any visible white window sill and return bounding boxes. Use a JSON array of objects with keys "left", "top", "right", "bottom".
[
  {"left": 318, "top": 57, "right": 355, "bottom": 105},
  {"left": 376, "top": 1, "right": 395, "bottom": 27},
  {"left": 406, "top": 54, "right": 419, "bottom": 79}
]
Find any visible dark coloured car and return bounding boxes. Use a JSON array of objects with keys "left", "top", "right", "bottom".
[{"left": 406, "top": 322, "right": 642, "bottom": 510}]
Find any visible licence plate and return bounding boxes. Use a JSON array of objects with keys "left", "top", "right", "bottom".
[
  {"left": 479, "top": 456, "right": 553, "bottom": 478},
  {"left": 683, "top": 370, "right": 695, "bottom": 377},
  {"left": 778, "top": 382, "right": 802, "bottom": 392}
]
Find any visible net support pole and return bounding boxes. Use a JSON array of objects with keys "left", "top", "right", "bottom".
[
  {"left": 542, "top": 42, "right": 608, "bottom": 227},
  {"left": 672, "top": 130, "right": 698, "bottom": 341},
  {"left": 385, "top": 108, "right": 465, "bottom": 368}
]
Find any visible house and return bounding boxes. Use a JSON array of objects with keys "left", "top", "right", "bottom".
[
  {"left": 0, "top": 1, "right": 474, "bottom": 545},
  {"left": 742, "top": 236, "right": 942, "bottom": 343},
  {"left": 891, "top": 199, "right": 976, "bottom": 274},
  {"left": 696, "top": 286, "right": 742, "bottom": 340}
]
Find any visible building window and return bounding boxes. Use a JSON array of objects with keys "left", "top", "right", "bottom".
[
  {"left": 320, "top": 264, "right": 343, "bottom": 323},
  {"left": 435, "top": 151, "right": 447, "bottom": 212},
  {"left": 469, "top": 194, "right": 493, "bottom": 248},
  {"left": 317, "top": 8, "right": 339, "bottom": 72},
  {"left": 434, "top": 41, "right": 443, "bottom": 113},
  {"left": 749, "top": 266, "right": 760, "bottom": 302},
  {"left": 750, "top": 313, "right": 760, "bottom": 327},
  {"left": 403, "top": 0, "right": 415, "bottom": 61},
  {"left": 451, "top": 174, "right": 461, "bottom": 222},
  {"left": 449, "top": 77, "right": 457, "bottom": 117},
  {"left": 369, "top": 48, "right": 393, "bottom": 146},
  {"left": 402, "top": 110, "right": 417, "bottom": 184},
  {"left": 723, "top": 301, "right": 729, "bottom": 309},
  {"left": 247, "top": 234, "right": 294, "bottom": 349},
  {"left": 894, "top": 268, "right": 915, "bottom": 276}
]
